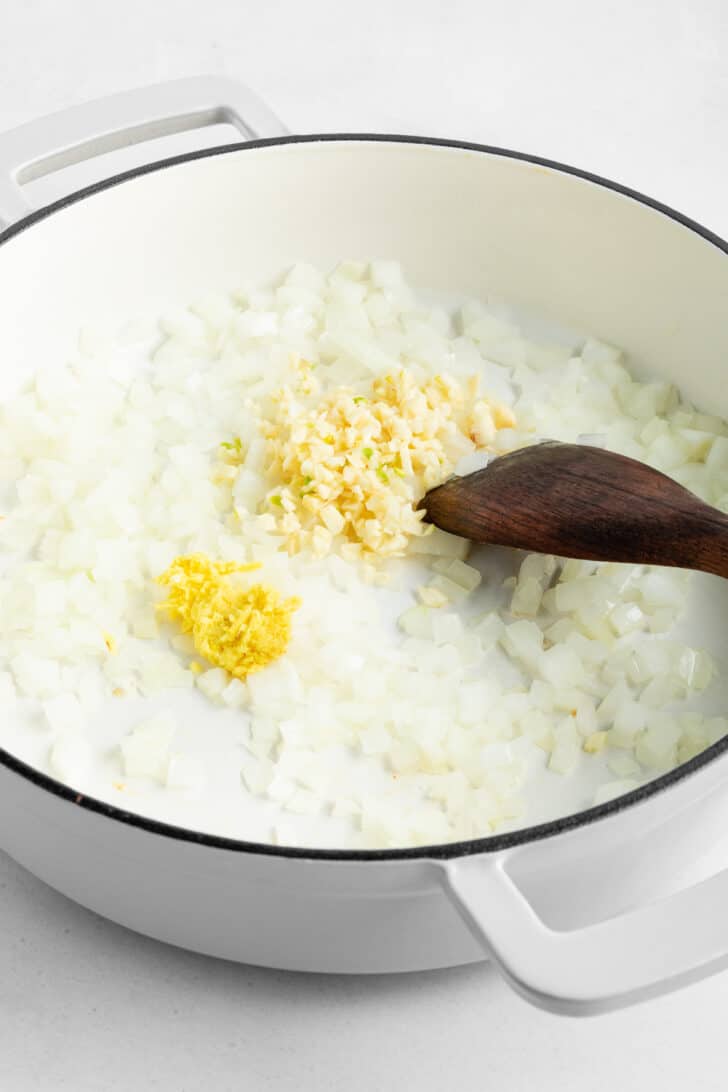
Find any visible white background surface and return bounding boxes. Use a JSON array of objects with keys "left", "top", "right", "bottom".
[{"left": 1, "top": 1, "right": 727, "bottom": 1088}]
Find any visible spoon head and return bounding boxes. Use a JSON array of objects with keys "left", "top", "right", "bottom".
[{"left": 422, "top": 441, "right": 719, "bottom": 570}]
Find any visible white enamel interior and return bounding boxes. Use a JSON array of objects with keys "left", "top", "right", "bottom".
[
  {"left": 3, "top": 140, "right": 728, "bottom": 406},
  {"left": 2, "top": 138, "right": 728, "bottom": 979}
]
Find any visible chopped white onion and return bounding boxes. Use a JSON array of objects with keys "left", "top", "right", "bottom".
[
  {"left": 120, "top": 711, "right": 176, "bottom": 781},
  {"left": 0, "top": 259, "right": 724, "bottom": 850}
]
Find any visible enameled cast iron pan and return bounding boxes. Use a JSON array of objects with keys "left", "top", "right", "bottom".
[{"left": 2, "top": 77, "right": 728, "bottom": 1015}]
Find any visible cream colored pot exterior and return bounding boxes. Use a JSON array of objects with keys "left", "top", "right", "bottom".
[{"left": 1, "top": 78, "right": 728, "bottom": 1015}]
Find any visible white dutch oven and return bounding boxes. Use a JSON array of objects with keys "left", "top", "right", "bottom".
[{"left": 1, "top": 77, "right": 728, "bottom": 1016}]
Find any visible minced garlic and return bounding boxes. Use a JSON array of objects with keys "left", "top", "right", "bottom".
[
  {"left": 157, "top": 554, "right": 300, "bottom": 680},
  {"left": 259, "top": 365, "right": 515, "bottom": 559}
]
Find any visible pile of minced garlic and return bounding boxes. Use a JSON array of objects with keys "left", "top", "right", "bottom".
[
  {"left": 258, "top": 361, "right": 514, "bottom": 559},
  {"left": 0, "top": 258, "right": 726, "bottom": 850}
]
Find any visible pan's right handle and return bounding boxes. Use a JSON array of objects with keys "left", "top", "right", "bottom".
[
  {"left": 442, "top": 853, "right": 728, "bottom": 1016},
  {"left": 0, "top": 76, "right": 288, "bottom": 227}
]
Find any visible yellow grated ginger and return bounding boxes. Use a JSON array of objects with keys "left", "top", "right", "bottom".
[
  {"left": 258, "top": 364, "right": 515, "bottom": 559},
  {"left": 157, "top": 554, "right": 300, "bottom": 681}
]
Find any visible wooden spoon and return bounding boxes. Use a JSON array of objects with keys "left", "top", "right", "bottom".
[{"left": 422, "top": 441, "right": 728, "bottom": 578}]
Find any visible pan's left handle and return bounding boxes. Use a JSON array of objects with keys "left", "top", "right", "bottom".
[{"left": 0, "top": 76, "right": 289, "bottom": 227}]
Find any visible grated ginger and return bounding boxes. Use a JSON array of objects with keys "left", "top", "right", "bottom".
[
  {"left": 258, "top": 363, "right": 515, "bottom": 559},
  {"left": 157, "top": 554, "right": 300, "bottom": 680}
]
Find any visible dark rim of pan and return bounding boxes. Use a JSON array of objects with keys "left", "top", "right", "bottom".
[{"left": 1, "top": 132, "right": 727, "bottom": 862}]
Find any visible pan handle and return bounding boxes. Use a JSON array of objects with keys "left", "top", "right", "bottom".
[
  {"left": 0, "top": 76, "right": 288, "bottom": 227},
  {"left": 441, "top": 852, "right": 728, "bottom": 1015}
]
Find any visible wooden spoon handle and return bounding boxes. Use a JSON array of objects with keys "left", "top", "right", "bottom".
[{"left": 424, "top": 443, "right": 728, "bottom": 579}]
